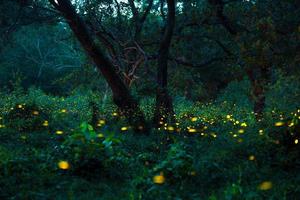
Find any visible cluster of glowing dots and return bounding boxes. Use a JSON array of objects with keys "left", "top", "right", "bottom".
[
  {"left": 226, "top": 114, "right": 244, "bottom": 126},
  {"left": 97, "top": 119, "right": 106, "bottom": 127},
  {"left": 43, "top": 120, "right": 49, "bottom": 127}
]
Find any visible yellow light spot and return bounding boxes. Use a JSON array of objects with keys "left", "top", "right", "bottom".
[
  {"left": 226, "top": 115, "right": 231, "bottom": 119},
  {"left": 58, "top": 160, "right": 70, "bottom": 170},
  {"left": 97, "top": 133, "right": 104, "bottom": 138},
  {"left": 188, "top": 128, "right": 197, "bottom": 133},
  {"left": 153, "top": 172, "right": 165, "bottom": 184},
  {"left": 288, "top": 122, "right": 294, "bottom": 127},
  {"left": 17, "top": 105, "right": 23, "bottom": 109},
  {"left": 121, "top": 127, "right": 128, "bottom": 131},
  {"left": 249, "top": 155, "right": 255, "bottom": 161},
  {"left": 55, "top": 130, "right": 64, "bottom": 135},
  {"left": 191, "top": 117, "right": 198, "bottom": 122},
  {"left": 295, "top": 139, "right": 299, "bottom": 144},
  {"left": 258, "top": 181, "right": 273, "bottom": 190},
  {"left": 259, "top": 129, "right": 264, "bottom": 135},
  {"left": 112, "top": 112, "right": 118, "bottom": 116},
  {"left": 233, "top": 134, "right": 238, "bottom": 138},
  {"left": 238, "top": 129, "right": 245, "bottom": 134},
  {"left": 241, "top": 122, "right": 247, "bottom": 127},
  {"left": 32, "top": 111, "right": 39, "bottom": 115},
  {"left": 42, "top": 120, "right": 49, "bottom": 126},
  {"left": 167, "top": 126, "right": 175, "bottom": 131},
  {"left": 274, "top": 122, "right": 284, "bottom": 127},
  {"left": 98, "top": 120, "right": 105, "bottom": 125},
  {"left": 211, "top": 133, "right": 217, "bottom": 138},
  {"left": 60, "top": 109, "right": 67, "bottom": 113}
]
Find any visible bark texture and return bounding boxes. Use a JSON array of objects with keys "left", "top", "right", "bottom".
[
  {"left": 49, "top": 0, "right": 148, "bottom": 132},
  {"left": 153, "top": 0, "right": 176, "bottom": 126}
]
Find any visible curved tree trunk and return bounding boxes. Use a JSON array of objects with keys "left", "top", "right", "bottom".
[{"left": 49, "top": 0, "right": 148, "bottom": 133}]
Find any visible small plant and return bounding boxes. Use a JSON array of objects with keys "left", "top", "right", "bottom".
[
  {"left": 60, "top": 122, "right": 122, "bottom": 178},
  {"left": 152, "top": 142, "right": 195, "bottom": 184},
  {"left": 62, "top": 122, "right": 121, "bottom": 160}
]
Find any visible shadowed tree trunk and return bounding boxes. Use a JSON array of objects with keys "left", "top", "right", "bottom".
[
  {"left": 128, "top": 0, "right": 154, "bottom": 42},
  {"left": 153, "top": 0, "right": 176, "bottom": 127},
  {"left": 49, "top": 0, "right": 148, "bottom": 132},
  {"left": 208, "top": 0, "right": 272, "bottom": 120},
  {"left": 90, "top": 100, "right": 99, "bottom": 128},
  {"left": 246, "top": 63, "right": 271, "bottom": 120}
]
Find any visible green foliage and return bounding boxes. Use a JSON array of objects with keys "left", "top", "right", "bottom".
[
  {"left": 0, "top": 0, "right": 300, "bottom": 199},
  {"left": 62, "top": 122, "right": 120, "bottom": 161},
  {"left": 4, "top": 102, "right": 48, "bottom": 132},
  {"left": 0, "top": 78, "right": 299, "bottom": 199},
  {"left": 266, "top": 71, "right": 300, "bottom": 114},
  {"left": 153, "top": 142, "right": 195, "bottom": 182}
]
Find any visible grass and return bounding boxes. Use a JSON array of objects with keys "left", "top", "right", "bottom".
[{"left": 0, "top": 89, "right": 299, "bottom": 199}]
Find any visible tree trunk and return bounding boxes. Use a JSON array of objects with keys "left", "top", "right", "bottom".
[
  {"left": 90, "top": 101, "right": 99, "bottom": 128},
  {"left": 246, "top": 64, "right": 271, "bottom": 120},
  {"left": 153, "top": 0, "right": 176, "bottom": 127},
  {"left": 128, "top": 0, "right": 154, "bottom": 42},
  {"left": 49, "top": 0, "right": 148, "bottom": 132}
]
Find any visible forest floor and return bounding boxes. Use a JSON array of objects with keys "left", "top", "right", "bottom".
[{"left": 0, "top": 91, "right": 299, "bottom": 199}]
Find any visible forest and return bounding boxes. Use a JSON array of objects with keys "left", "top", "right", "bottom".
[{"left": 0, "top": 0, "right": 299, "bottom": 199}]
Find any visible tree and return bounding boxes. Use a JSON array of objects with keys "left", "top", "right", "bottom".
[
  {"left": 48, "top": 0, "right": 148, "bottom": 132},
  {"left": 153, "top": 0, "right": 176, "bottom": 126},
  {"left": 207, "top": 0, "right": 300, "bottom": 119},
  {"left": 0, "top": 0, "right": 58, "bottom": 53}
]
